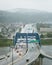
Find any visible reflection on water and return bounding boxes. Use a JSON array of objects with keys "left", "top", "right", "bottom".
[
  {"left": 43, "top": 58, "right": 52, "bottom": 65},
  {"left": 29, "top": 56, "right": 52, "bottom": 65},
  {"left": 41, "top": 45, "right": 52, "bottom": 65},
  {"left": 28, "top": 57, "right": 42, "bottom": 65}
]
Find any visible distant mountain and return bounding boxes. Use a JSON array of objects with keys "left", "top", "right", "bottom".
[
  {"left": 8, "top": 8, "right": 41, "bottom": 13},
  {"left": 0, "top": 8, "right": 52, "bottom": 24}
]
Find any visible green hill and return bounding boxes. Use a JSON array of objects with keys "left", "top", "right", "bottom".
[{"left": 0, "top": 8, "right": 52, "bottom": 23}]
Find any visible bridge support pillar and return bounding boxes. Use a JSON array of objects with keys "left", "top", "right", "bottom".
[{"left": 39, "top": 57, "right": 43, "bottom": 65}]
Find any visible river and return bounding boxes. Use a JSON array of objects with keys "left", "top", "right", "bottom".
[
  {"left": 0, "top": 47, "right": 11, "bottom": 56},
  {"left": 42, "top": 45, "right": 52, "bottom": 65}
]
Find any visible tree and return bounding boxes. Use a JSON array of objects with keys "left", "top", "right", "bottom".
[
  {"left": 47, "top": 33, "right": 52, "bottom": 38},
  {"left": 40, "top": 34, "right": 44, "bottom": 38}
]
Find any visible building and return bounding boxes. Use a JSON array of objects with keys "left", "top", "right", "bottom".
[{"left": 40, "top": 28, "right": 52, "bottom": 33}]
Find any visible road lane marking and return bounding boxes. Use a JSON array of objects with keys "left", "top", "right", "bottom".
[
  {"left": 7, "top": 51, "right": 27, "bottom": 65},
  {"left": 7, "top": 55, "right": 23, "bottom": 65}
]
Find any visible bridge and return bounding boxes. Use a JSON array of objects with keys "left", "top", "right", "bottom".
[
  {"left": 0, "top": 24, "right": 52, "bottom": 65},
  {"left": 12, "top": 24, "right": 52, "bottom": 65},
  {"left": 13, "top": 32, "right": 40, "bottom": 65},
  {"left": 13, "top": 33, "right": 52, "bottom": 65}
]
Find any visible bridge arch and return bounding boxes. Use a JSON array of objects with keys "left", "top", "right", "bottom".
[{"left": 13, "top": 33, "right": 41, "bottom": 46}]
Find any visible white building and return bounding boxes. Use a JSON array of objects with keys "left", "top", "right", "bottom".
[{"left": 40, "top": 28, "right": 52, "bottom": 33}]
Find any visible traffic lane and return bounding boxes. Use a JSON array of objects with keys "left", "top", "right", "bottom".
[
  {"left": 0, "top": 49, "right": 25, "bottom": 65},
  {"left": 7, "top": 47, "right": 27, "bottom": 65},
  {"left": 14, "top": 47, "right": 40, "bottom": 65}
]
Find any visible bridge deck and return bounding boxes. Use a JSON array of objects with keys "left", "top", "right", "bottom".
[
  {"left": 40, "top": 49, "right": 52, "bottom": 59},
  {"left": 13, "top": 44, "right": 40, "bottom": 65}
]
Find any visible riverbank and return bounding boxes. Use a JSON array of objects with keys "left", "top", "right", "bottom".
[
  {"left": 0, "top": 39, "right": 52, "bottom": 47},
  {"left": 0, "top": 39, "right": 13, "bottom": 47},
  {"left": 40, "top": 39, "right": 52, "bottom": 45}
]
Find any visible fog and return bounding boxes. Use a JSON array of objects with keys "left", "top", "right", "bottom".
[{"left": 0, "top": 0, "right": 52, "bottom": 12}]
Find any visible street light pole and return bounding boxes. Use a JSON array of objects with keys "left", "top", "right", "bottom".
[
  {"left": 12, "top": 47, "right": 13, "bottom": 65},
  {"left": 11, "top": 36, "right": 15, "bottom": 65},
  {"left": 11, "top": 46, "right": 14, "bottom": 65}
]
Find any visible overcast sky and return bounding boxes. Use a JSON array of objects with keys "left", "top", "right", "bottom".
[{"left": 0, "top": 0, "right": 52, "bottom": 12}]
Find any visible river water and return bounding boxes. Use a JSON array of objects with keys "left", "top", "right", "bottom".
[
  {"left": 42, "top": 45, "right": 52, "bottom": 65},
  {"left": 0, "top": 45, "right": 52, "bottom": 65},
  {"left": 0, "top": 47, "right": 10, "bottom": 56}
]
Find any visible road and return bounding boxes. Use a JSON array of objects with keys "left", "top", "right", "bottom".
[
  {"left": 0, "top": 47, "right": 26, "bottom": 65},
  {"left": 11, "top": 44, "right": 40, "bottom": 65}
]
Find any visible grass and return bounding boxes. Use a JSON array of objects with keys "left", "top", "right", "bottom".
[
  {"left": 40, "top": 39, "right": 52, "bottom": 45},
  {"left": 0, "top": 39, "right": 13, "bottom": 47}
]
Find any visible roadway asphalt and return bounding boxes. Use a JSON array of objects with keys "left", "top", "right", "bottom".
[
  {"left": 12, "top": 44, "right": 40, "bottom": 65},
  {"left": 0, "top": 46, "right": 26, "bottom": 65}
]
